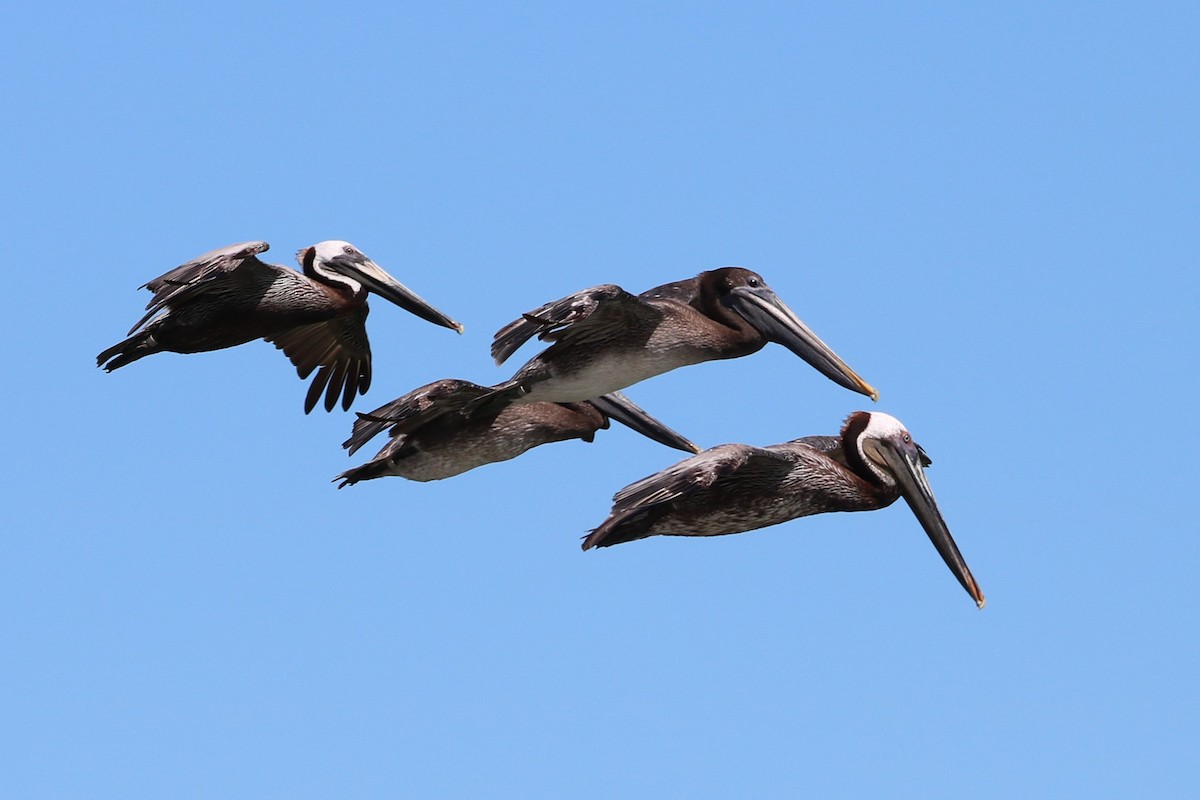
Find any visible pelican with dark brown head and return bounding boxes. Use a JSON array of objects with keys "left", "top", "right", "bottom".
[{"left": 469, "top": 267, "right": 878, "bottom": 413}]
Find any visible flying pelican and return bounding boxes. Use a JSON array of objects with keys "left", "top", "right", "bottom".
[
  {"left": 583, "top": 411, "right": 985, "bottom": 608},
  {"left": 335, "top": 379, "right": 699, "bottom": 485},
  {"left": 97, "top": 240, "right": 463, "bottom": 412},
  {"left": 473, "top": 267, "right": 878, "bottom": 412}
]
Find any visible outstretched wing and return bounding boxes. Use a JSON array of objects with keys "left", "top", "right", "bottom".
[
  {"left": 343, "top": 378, "right": 491, "bottom": 455},
  {"left": 491, "top": 284, "right": 656, "bottom": 365},
  {"left": 130, "top": 241, "right": 273, "bottom": 333},
  {"left": 265, "top": 307, "right": 373, "bottom": 413}
]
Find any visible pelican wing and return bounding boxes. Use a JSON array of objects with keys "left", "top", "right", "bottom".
[
  {"left": 343, "top": 378, "right": 491, "bottom": 455},
  {"left": 265, "top": 307, "right": 373, "bottom": 413},
  {"left": 637, "top": 276, "right": 703, "bottom": 305},
  {"left": 491, "top": 284, "right": 653, "bottom": 365},
  {"left": 611, "top": 444, "right": 795, "bottom": 510},
  {"left": 787, "top": 435, "right": 845, "bottom": 468},
  {"left": 130, "top": 241, "right": 273, "bottom": 333},
  {"left": 582, "top": 444, "right": 796, "bottom": 549}
]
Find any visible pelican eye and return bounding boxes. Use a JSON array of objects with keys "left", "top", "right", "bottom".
[
  {"left": 343, "top": 245, "right": 356, "bottom": 255},
  {"left": 903, "top": 433, "right": 911, "bottom": 443},
  {"left": 747, "top": 276, "right": 761, "bottom": 288}
]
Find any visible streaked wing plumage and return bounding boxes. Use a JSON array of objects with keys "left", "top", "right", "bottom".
[
  {"left": 612, "top": 444, "right": 794, "bottom": 510},
  {"left": 131, "top": 241, "right": 272, "bottom": 333},
  {"left": 787, "top": 434, "right": 844, "bottom": 463},
  {"left": 491, "top": 285, "right": 650, "bottom": 365},
  {"left": 583, "top": 444, "right": 798, "bottom": 549},
  {"left": 636, "top": 276, "right": 702, "bottom": 305},
  {"left": 344, "top": 378, "right": 490, "bottom": 455},
  {"left": 266, "top": 307, "right": 373, "bottom": 413}
]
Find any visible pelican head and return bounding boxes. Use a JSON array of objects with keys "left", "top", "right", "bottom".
[
  {"left": 715, "top": 268, "right": 878, "bottom": 401},
  {"left": 301, "top": 241, "right": 464, "bottom": 333},
  {"left": 850, "top": 411, "right": 985, "bottom": 609}
]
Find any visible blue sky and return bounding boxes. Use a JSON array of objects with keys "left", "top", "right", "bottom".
[{"left": 4, "top": 1, "right": 1197, "bottom": 796}]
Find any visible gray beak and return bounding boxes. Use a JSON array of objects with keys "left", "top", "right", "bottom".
[
  {"left": 345, "top": 257, "right": 464, "bottom": 333},
  {"left": 878, "top": 440, "right": 986, "bottom": 608},
  {"left": 588, "top": 392, "right": 701, "bottom": 454},
  {"left": 727, "top": 285, "right": 878, "bottom": 401}
]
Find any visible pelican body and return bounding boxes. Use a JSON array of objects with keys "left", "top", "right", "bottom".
[
  {"left": 482, "top": 268, "right": 878, "bottom": 408},
  {"left": 335, "top": 379, "right": 699, "bottom": 485},
  {"left": 584, "top": 411, "right": 985, "bottom": 608},
  {"left": 97, "top": 240, "right": 463, "bottom": 412}
]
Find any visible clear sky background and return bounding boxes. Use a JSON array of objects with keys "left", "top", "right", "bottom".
[{"left": 4, "top": 2, "right": 1197, "bottom": 797}]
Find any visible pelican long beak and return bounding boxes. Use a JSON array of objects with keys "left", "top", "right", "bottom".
[
  {"left": 347, "top": 258, "right": 464, "bottom": 333},
  {"left": 587, "top": 392, "right": 701, "bottom": 454},
  {"left": 727, "top": 285, "right": 878, "bottom": 401},
  {"left": 877, "top": 441, "right": 986, "bottom": 608}
]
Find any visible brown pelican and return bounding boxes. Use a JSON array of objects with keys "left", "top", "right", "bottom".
[
  {"left": 476, "top": 268, "right": 878, "bottom": 410},
  {"left": 97, "top": 240, "right": 463, "bottom": 412},
  {"left": 463, "top": 267, "right": 878, "bottom": 419},
  {"left": 583, "top": 411, "right": 985, "bottom": 608},
  {"left": 335, "top": 379, "right": 699, "bottom": 486}
]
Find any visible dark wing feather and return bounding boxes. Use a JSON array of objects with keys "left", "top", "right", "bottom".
[
  {"left": 788, "top": 435, "right": 844, "bottom": 466},
  {"left": 612, "top": 444, "right": 794, "bottom": 510},
  {"left": 583, "top": 444, "right": 796, "bottom": 549},
  {"left": 266, "top": 307, "right": 373, "bottom": 413},
  {"left": 790, "top": 435, "right": 840, "bottom": 453},
  {"left": 636, "top": 276, "right": 702, "bottom": 305},
  {"left": 491, "top": 284, "right": 647, "bottom": 365},
  {"left": 343, "top": 378, "right": 490, "bottom": 455},
  {"left": 130, "top": 241, "right": 273, "bottom": 333}
]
